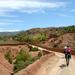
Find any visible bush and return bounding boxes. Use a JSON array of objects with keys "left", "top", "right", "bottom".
[
  {"left": 28, "top": 56, "right": 39, "bottom": 63},
  {"left": 14, "top": 60, "right": 25, "bottom": 72},
  {"left": 30, "top": 47, "right": 38, "bottom": 51},
  {"left": 15, "top": 49, "right": 30, "bottom": 63},
  {"left": 14, "top": 47, "right": 42, "bottom": 73},
  {"left": 5, "top": 51, "right": 13, "bottom": 64},
  {"left": 14, "top": 49, "right": 30, "bottom": 72},
  {"left": 32, "top": 34, "right": 46, "bottom": 43},
  {"left": 14, "top": 48, "right": 41, "bottom": 73}
]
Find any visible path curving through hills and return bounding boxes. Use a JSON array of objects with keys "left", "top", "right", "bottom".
[
  {"left": 15, "top": 44, "right": 75, "bottom": 75},
  {"left": 29, "top": 45, "right": 75, "bottom": 75}
]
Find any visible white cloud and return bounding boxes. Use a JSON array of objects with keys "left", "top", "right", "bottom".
[
  {"left": 58, "top": 13, "right": 67, "bottom": 17},
  {"left": 0, "top": 19, "right": 24, "bottom": 23},
  {"left": 0, "top": 29, "right": 20, "bottom": 32},
  {"left": 0, "top": 19, "right": 24, "bottom": 26},
  {"left": 3, "top": 29, "right": 20, "bottom": 32},
  {"left": 71, "top": 9, "right": 75, "bottom": 12},
  {"left": 21, "top": 9, "right": 45, "bottom": 14},
  {"left": 57, "top": 13, "right": 68, "bottom": 17},
  {"left": 0, "top": 22, "right": 11, "bottom": 25},
  {"left": 0, "top": 27, "right": 20, "bottom": 32},
  {"left": 0, "top": 0, "right": 67, "bottom": 14}
]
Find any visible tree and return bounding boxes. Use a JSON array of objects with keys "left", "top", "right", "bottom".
[
  {"left": 15, "top": 49, "right": 30, "bottom": 63},
  {"left": 14, "top": 49, "right": 31, "bottom": 72}
]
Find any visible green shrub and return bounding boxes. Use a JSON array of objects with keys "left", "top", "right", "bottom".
[
  {"left": 14, "top": 49, "right": 30, "bottom": 72},
  {"left": 14, "top": 60, "right": 26, "bottom": 73},
  {"left": 5, "top": 51, "right": 13, "bottom": 64},
  {"left": 30, "top": 47, "right": 38, "bottom": 51},
  {"left": 15, "top": 49, "right": 30, "bottom": 63},
  {"left": 14, "top": 48, "right": 42, "bottom": 73},
  {"left": 28, "top": 56, "right": 39, "bottom": 62}
]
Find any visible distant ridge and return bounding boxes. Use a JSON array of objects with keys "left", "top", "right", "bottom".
[{"left": 0, "top": 32, "right": 19, "bottom": 36}]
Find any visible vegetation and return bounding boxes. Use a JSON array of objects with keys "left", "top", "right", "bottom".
[
  {"left": 58, "top": 25, "right": 75, "bottom": 35},
  {"left": 2, "top": 25, "right": 75, "bottom": 73},
  {"left": 14, "top": 33, "right": 46, "bottom": 44},
  {"left": 5, "top": 51, "right": 13, "bottom": 64},
  {"left": 0, "top": 25, "right": 74, "bottom": 44},
  {"left": 34, "top": 33, "right": 46, "bottom": 42},
  {"left": 63, "top": 25, "right": 75, "bottom": 32},
  {"left": 13, "top": 25, "right": 75, "bottom": 44},
  {"left": 30, "top": 47, "right": 38, "bottom": 51},
  {"left": 14, "top": 48, "right": 41, "bottom": 73},
  {"left": 14, "top": 49, "right": 30, "bottom": 72}
]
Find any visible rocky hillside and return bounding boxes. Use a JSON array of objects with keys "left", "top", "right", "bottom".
[
  {"left": 40, "top": 33, "right": 75, "bottom": 49},
  {"left": 0, "top": 25, "right": 75, "bottom": 49},
  {"left": 0, "top": 25, "right": 75, "bottom": 74},
  {"left": 14, "top": 25, "right": 75, "bottom": 49}
]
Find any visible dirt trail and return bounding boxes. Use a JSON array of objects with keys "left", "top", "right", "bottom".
[
  {"left": 30, "top": 45, "right": 75, "bottom": 75},
  {"left": 35, "top": 52, "right": 75, "bottom": 75}
]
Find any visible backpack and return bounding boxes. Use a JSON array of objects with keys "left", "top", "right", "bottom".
[{"left": 66, "top": 47, "right": 71, "bottom": 53}]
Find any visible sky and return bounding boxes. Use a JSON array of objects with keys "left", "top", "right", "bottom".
[{"left": 0, "top": 0, "right": 75, "bottom": 32}]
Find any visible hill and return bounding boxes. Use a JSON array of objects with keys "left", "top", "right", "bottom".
[
  {"left": 14, "top": 25, "right": 75, "bottom": 49},
  {"left": 0, "top": 25, "right": 75, "bottom": 74},
  {"left": 0, "top": 32, "right": 19, "bottom": 36},
  {"left": 0, "top": 25, "right": 75, "bottom": 49}
]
